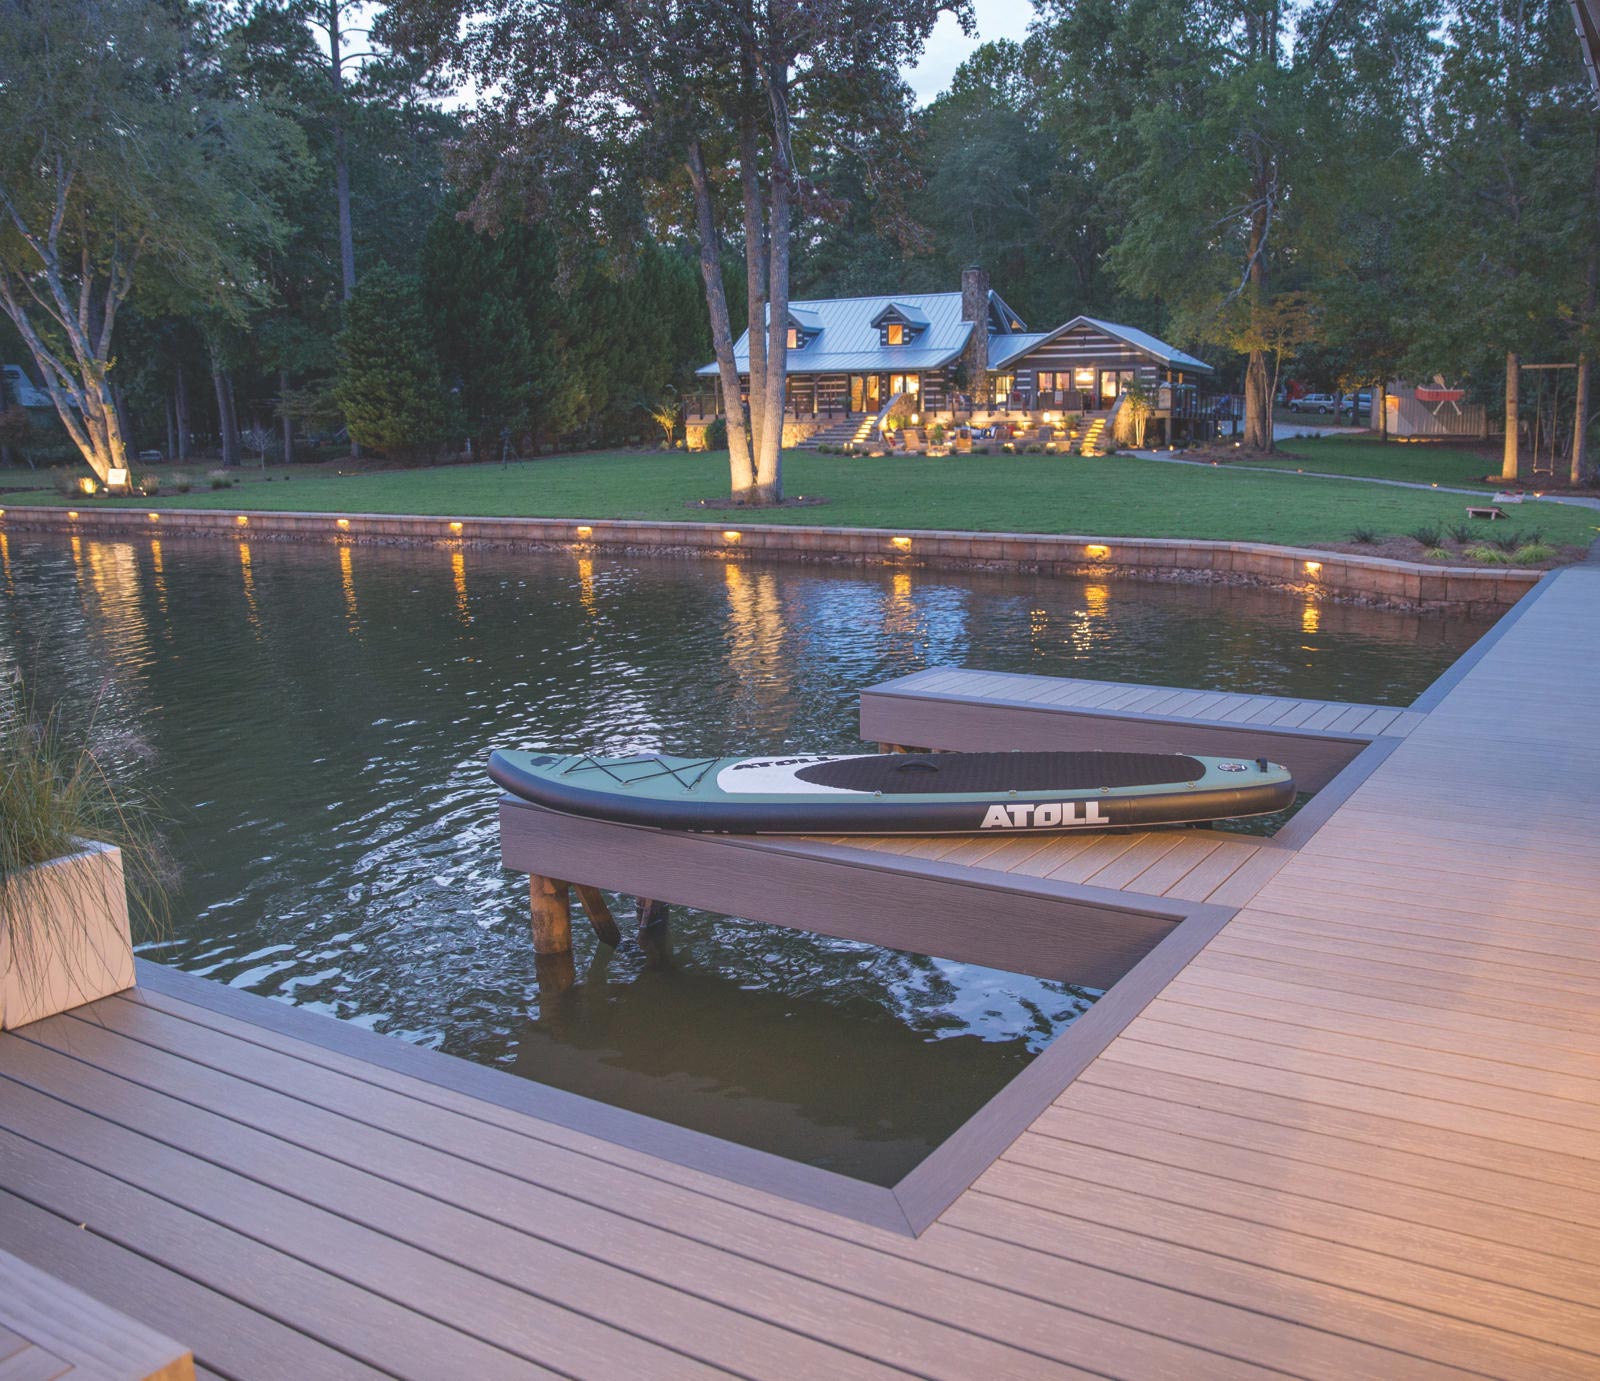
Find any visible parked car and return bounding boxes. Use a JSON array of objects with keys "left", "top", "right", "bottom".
[{"left": 1287, "top": 393, "right": 1346, "bottom": 415}]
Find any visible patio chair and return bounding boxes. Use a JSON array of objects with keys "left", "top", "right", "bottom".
[
  {"left": 954, "top": 431, "right": 973, "bottom": 454},
  {"left": 902, "top": 428, "right": 927, "bottom": 452}
]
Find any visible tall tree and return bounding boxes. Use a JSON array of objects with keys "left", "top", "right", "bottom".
[
  {"left": 0, "top": 0, "right": 303, "bottom": 483},
  {"left": 385, "top": 0, "right": 961, "bottom": 504}
]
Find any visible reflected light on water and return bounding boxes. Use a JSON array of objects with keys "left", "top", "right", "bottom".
[
  {"left": 1302, "top": 599, "right": 1322, "bottom": 635},
  {"left": 338, "top": 544, "right": 360, "bottom": 633},
  {"left": 723, "top": 561, "right": 788, "bottom": 709},
  {"left": 148, "top": 539, "right": 169, "bottom": 622},
  {"left": 451, "top": 550, "right": 471, "bottom": 626},
  {"left": 0, "top": 532, "right": 10, "bottom": 598},
  {"left": 239, "top": 543, "right": 261, "bottom": 636},
  {"left": 576, "top": 556, "right": 596, "bottom": 617}
]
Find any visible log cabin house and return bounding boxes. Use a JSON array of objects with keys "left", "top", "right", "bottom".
[{"left": 687, "top": 267, "right": 1233, "bottom": 453}]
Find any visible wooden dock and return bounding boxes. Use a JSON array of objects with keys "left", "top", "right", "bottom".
[{"left": 1, "top": 564, "right": 1597, "bottom": 1376}]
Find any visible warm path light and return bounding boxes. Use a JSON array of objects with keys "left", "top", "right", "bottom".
[{"left": 1085, "top": 543, "right": 1110, "bottom": 559}]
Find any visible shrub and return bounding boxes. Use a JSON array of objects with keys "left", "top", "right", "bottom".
[
  {"left": 1464, "top": 544, "right": 1509, "bottom": 563},
  {"left": 1425, "top": 546, "right": 1451, "bottom": 559},
  {"left": 0, "top": 675, "right": 172, "bottom": 953},
  {"left": 52, "top": 469, "right": 89, "bottom": 497},
  {"left": 704, "top": 417, "right": 728, "bottom": 452},
  {"left": 1025, "top": 443, "right": 1043, "bottom": 454},
  {"left": 169, "top": 473, "right": 193, "bottom": 494},
  {"left": 1407, "top": 524, "right": 1443, "bottom": 547},
  {"left": 1347, "top": 526, "right": 1379, "bottom": 544},
  {"left": 1491, "top": 531, "right": 1524, "bottom": 553},
  {"left": 208, "top": 470, "right": 236, "bottom": 490},
  {"left": 929, "top": 422, "right": 946, "bottom": 446},
  {"left": 1447, "top": 523, "right": 1475, "bottom": 544},
  {"left": 136, "top": 472, "right": 160, "bottom": 496},
  {"left": 1513, "top": 543, "right": 1555, "bottom": 564},
  {"left": 1002, "top": 442, "right": 1016, "bottom": 454}
]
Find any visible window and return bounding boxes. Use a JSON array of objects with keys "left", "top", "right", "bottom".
[
  {"left": 887, "top": 322, "right": 905, "bottom": 346},
  {"left": 889, "top": 373, "right": 920, "bottom": 397},
  {"left": 1037, "top": 371, "right": 1057, "bottom": 392},
  {"left": 1073, "top": 367, "right": 1095, "bottom": 389},
  {"left": 991, "top": 373, "right": 1015, "bottom": 400},
  {"left": 787, "top": 327, "right": 799, "bottom": 349}
]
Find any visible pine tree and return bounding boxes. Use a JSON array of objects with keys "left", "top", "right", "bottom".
[{"left": 334, "top": 263, "right": 448, "bottom": 458}]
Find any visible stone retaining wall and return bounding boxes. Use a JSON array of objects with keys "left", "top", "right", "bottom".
[{"left": 0, "top": 504, "right": 1539, "bottom": 615}]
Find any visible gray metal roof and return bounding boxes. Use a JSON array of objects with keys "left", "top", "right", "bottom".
[
  {"left": 990, "top": 316, "right": 1213, "bottom": 374},
  {"left": 696, "top": 291, "right": 985, "bottom": 377},
  {"left": 987, "top": 332, "right": 1052, "bottom": 369}
]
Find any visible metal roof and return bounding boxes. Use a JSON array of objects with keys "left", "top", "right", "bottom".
[
  {"left": 696, "top": 291, "right": 988, "bottom": 377},
  {"left": 990, "top": 316, "right": 1213, "bottom": 374}
]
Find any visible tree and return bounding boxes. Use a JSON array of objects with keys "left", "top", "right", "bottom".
[
  {"left": 334, "top": 263, "right": 448, "bottom": 457},
  {"left": 384, "top": 0, "right": 962, "bottom": 504},
  {"left": 0, "top": 0, "right": 304, "bottom": 483}
]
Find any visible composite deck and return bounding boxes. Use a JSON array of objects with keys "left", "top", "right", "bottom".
[{"left": 1, "top": 566, "right": 1598, "bottom": 1376}]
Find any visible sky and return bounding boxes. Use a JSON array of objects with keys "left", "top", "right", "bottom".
[{"left": 903, "top": 0, "right": 1037, "bottom": 104}]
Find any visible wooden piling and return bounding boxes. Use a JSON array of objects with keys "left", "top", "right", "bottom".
[
  {"left": 529, "top": 875, "right": 572, "bottom": 954},
  {"left": 573, "top": 884, "right": 622, "bottom": 947}
]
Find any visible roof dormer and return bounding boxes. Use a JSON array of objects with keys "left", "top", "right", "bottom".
[
  {"left": 784, "top": 306, "right": 822, "bottom": 351},
  {"left": 870, "top": 302, "right": 929, "bottom": 346}
]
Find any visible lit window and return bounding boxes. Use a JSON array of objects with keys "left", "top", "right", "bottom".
[
  {"left": 1074, "top": 367, "right": 1095, "bottom": 388},
  {"left": 787, "top": 328, "right": 799, "bottom": 349},
  {"left": 887, "top": 322, "right": 905, "bottom": 345}
]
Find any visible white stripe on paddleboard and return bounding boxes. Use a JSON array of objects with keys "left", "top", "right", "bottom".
[{"left": 715, "top": 756, "right": 876, "bottom": 795}]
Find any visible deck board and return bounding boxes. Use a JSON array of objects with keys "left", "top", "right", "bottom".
[{"left": 4, "top": 568, "right": 1597, "bottom": 1376}]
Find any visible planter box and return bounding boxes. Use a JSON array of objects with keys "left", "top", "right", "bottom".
[{"left": 0, "top": 841, "right": 134, "bottom": 1030}]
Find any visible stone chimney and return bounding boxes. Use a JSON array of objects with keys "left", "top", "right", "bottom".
[{"left": 960, "top": 264, "right": 991, "bottom": 403}]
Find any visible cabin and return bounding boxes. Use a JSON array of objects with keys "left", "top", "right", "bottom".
[{"left": 687, "top": 268, "right": 1232, "bottom": 452}]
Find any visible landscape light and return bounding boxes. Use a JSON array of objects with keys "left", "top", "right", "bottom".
[
  {"left": 576, "top": 525, "right": 593, "bottom": 538},
  {"left": 449, "top": 521, "right": 463, "bottom": 533},
  {"left": 723, "top": 530, "right": 742, "bottom": 543},
  {"left": 0, "top": 509, "right": 6, "bottom": 519},
  {"left": 67, "top": 510, "right": 79, "bottom": 520},
  {"left": 1085, "top": 543, "right": 1110, "bottom": 559},
  {"left": 148, "top": 512, "right": 159, "bottom": 522},
  {"left": 891, "top": 535, "right": 913, "bottom": 550},
  {"left": 79, "top": 477, "right": 97, "bottom": 495},
  {"left": 336, "top": 517, "right": 350, "bottom": 530},
  {"left": 1304, "top": 560, "right": 1322, "bottom": 575},
  {"left": 236, "top": 514, "right": 249, "bottom": 526}
]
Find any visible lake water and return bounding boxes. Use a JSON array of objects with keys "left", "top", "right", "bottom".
[{"left": 0, "top": 530, "right": 1490, "bottom": 1183}]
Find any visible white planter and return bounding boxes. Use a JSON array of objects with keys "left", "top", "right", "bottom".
[{"left": 0, "top": 842, "right": 135, "bottom": 1030}]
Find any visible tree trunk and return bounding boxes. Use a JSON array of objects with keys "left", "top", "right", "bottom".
[
  {"left": 166, "top": 389, "right": 177, "bottom": 462},
  {"left": 1502, "top": 351, "right": 1520, "bottom": 482},
  {"left": 1241, "top": 203, "right": 1273, "bottom": 453},
  {"left": 175, "top": 369, "right": 191, "bottom": 461},
  {"left": 329, "top": 2, "right": 356, "bottom": 303},
  {"left": 1572, "top": 356, "right": 1589, "bottom": 486},
  {"left": 750, "top": 59, "right": 792, "bottom": 504},
  {"left": 280, "top": 368, "right": 294, "bottom": 466},
  {"left": 739, "top": 117, "right": 768, "bottom": 477},
  {"left": 213, "top": 364, "right": 240, "bottom": 467},
  {"left": 111, "top": 380, "right": 136, "bottom": 460},
  {"left": 1374, "top": 377, "right": 1388, "bottom": 441},
  {"left": 685, "top": 141, "right": 758, "bottom": 497}
]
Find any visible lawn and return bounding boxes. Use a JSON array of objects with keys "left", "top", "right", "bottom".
[
  {"left": 7, "top": 448, "right": 1597, "bottom": 549},
  {"left": 1223, "top": 436, "right": 1506, "bottom": 488}
]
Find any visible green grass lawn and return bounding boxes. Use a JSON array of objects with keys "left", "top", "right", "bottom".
[
  {"left": 7, "top": 448, "right": 1597, "bottom": 549},
  {"left": 1224, "top": 436, "right": 1506, "bottom": 488}
]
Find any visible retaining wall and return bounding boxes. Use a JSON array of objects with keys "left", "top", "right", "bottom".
[{"left": 0, "top": 504, "right": 1539, "bottom": 615}]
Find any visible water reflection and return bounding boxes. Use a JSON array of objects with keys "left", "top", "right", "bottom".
[{"left": 0, "top": 535, "right": 1491, "bottom": 1183}]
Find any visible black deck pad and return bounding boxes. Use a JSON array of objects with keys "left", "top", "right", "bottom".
[{"left": 795, "top": 751, "right": 1208, "bottom": 795}]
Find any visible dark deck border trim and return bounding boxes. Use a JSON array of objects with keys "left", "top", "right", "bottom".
[{"left": 1409, "top": 567, "right": 1562, "bottom": 711}]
